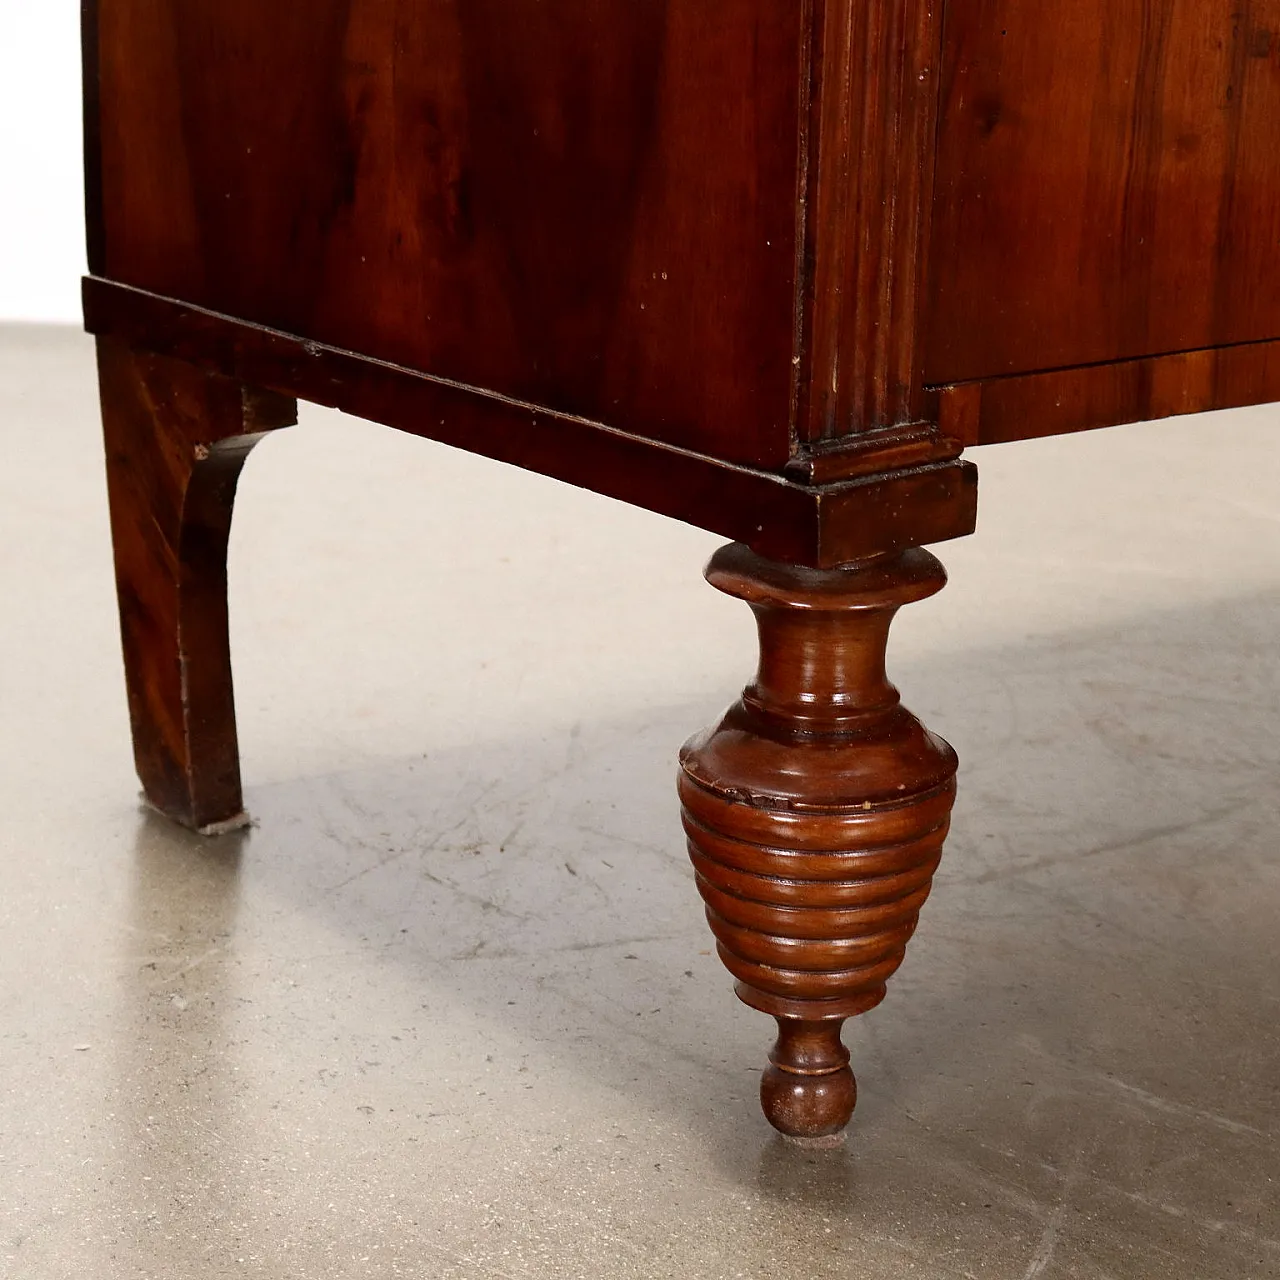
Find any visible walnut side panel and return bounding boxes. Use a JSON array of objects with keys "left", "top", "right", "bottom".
[
  {"left": 91, "top": 0, "right": 803, "bottom": 469},
  {"left": 927, "top": 0, "right": 1280, "bottom": 385}
]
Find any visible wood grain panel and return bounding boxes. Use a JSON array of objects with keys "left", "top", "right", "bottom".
[
  {"left": 93, "top": 0, "right": 802, "bottom": 467},
  {"left": 927, "top": 0, "right": 1280, "bottom": 385},
  {"left": 798, "top": 0, "right": 945, "bottom": 442},
  {"left": 936, "top": 337, "right": 1280, "bottom": 444}
]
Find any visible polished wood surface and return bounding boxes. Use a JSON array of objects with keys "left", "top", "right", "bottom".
[
  {"left": 87, "top": 0, "right": 1280, "bottom": 474},
  {"left": 928, "top": 0, "right": 1280, "bottom": 384},
  {"left": 680, "top": 544, "right": 956, "bottom": 1142},
  {"left": 84, "top": 280, "right": 980, "bottom": 569},
  {"left": 97, "top": 336, "right": 295, "bottom": 832},
  {"left": 84, "top": 0, "right": 1279, "bottom": 1143},
  {"left": 799, "top": 0, "right": 945, "bottom": 443},
  {"left": 91, "top": 0, "right": 803, "bottom": 467},
  {"left": 940, "top": 334, "right": 1280, "bottom": 446}
]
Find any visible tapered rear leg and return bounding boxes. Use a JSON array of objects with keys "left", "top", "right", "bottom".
[{"left": 96, "top": 336, "right": 295, "bottom": 833}]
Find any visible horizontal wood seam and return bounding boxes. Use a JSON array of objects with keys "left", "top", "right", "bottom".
[{"left": 927, "top": 332, "right": 1280, "bottom": 393}]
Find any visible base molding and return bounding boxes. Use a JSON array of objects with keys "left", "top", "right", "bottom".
[{"left": 84, "top": 276, "right": 977, "bottom": 568}]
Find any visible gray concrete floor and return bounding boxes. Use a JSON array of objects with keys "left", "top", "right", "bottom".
[{"left": 1, "top": 323, "right": 1278, "bottom": 1279}]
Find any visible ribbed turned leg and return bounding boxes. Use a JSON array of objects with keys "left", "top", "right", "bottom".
[
  {"left": 679, "top": 543, "right": 957, "bottom": 1145},
  {"left": 97, "top": 337, "right": 295, "bottom": 833}
]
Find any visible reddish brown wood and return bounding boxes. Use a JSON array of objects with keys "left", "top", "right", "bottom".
[
  {"left": 81, "top": 0, "right": 1280, "bottom": 1148},
  {"left": 928, "top": 0, "right": 1280, "bottom": 385},
  {"left": 84, "top": 0, "right": 964, "bottom": 468},
  {"left": 798, "top": 0, "right": 946, "bottom": 442},
  {"left": 938, "top": 336, "right": 1280, "bottom": 446},
  {"left": 84, "top": 278, "right": 980, "bottom": 570},
  {"left": 89, "top": 0, "right": 804, "bottom": 469},
  {"left": 785, "top": 423, "right": 964, "bottom": 485},
  {"left": 97, "top": 336, "right": 295, "bottom": 833},
  {"left": 680, "top": 544, "right": 956, "bottom": 1142},
  {"left": 85, "top": 0, "right": 1280, "bottom": 488}
]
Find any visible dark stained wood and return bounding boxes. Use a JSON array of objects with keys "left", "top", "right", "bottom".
[
  {"left": 798, "top": 0, "right": 946, "bottom": 442},
  {"left": 938, "top": 335, "right": 1280, "bottom": 446},
  {"left": 82, "top": 0, "right": 1280, "bottom": 1147},
  {"left": 86, "top": 0, "right": 1280, "bottom": 473},
  {"left": 97, "top": 335, "right": 296, "bottom": 833},
  {"left": 679, "top": 543, "right": 957, "bottom": 1142},
  {"left": 928, "top": 0, "right": 1280, "bottom": 385},
  {"left": 92, "top": 0, "right": 804, "bottom": 468},
  {"left": 87, "top": 0, "right": 964, "bottom": 466},
  {"left": 785, "top": 423, "right": 964, "bottom": 484},
  {"left": 85, "top": 278, "right": 980, "bottom": 569},
  {"left": 80, "top": 0, "right": 104, "bottom": 275}
]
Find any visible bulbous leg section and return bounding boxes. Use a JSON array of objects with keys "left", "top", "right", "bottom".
[
  {"left": 761, "top": 1020, "right": 856, "bottom": 1146},
  {"left": 680, "top": 542, "right": 958, "bottom": 1143}
]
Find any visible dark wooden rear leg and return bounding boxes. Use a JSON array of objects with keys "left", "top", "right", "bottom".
[
  {"left": 680, "top": 543, "right": 957, "bottom": 1145},
  {"left": 96, "top": 337, "right": 296, "bottom": 834}
]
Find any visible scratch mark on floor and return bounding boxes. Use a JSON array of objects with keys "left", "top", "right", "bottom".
[
  {"left": 963, "top": 796, "right": 1250, "bottom": 886},
  {"left": 446, "top": 933, "right": 682, "bottom": 962},
  {"left": 1016, "top": 1127, "right": 1099, "bottom": 1279},
  {"left": 161, "top": 946, "right": 225, "bottom": 983},
  {"left": 1096, "top": 1072, "right": 1267, "bottom": 1138},
  {"left": 1021, "top": 1208, "right": 1063, "bottom": 1279},
  {"left": 326, "top": 807, "right": 479, "bottom": 894}
]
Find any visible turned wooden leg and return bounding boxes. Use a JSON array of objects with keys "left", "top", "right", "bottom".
[
  {"left": 96, "top": 336, "right": 295, "bottom": 834},
  {"left": 680, "top": 543, "right": 957, "bottom": 1145}
]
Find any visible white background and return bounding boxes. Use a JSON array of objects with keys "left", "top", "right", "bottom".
[{"left": 0, "top": 2, "right": 86, "bottom": 323}]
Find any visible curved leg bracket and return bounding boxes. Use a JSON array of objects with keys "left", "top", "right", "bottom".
[
  {"left": 680, "top": 542, "right": 957, "bottom": 1143},
  {"left": 97, "top": 337, "right": 296, "bottom": 833}
]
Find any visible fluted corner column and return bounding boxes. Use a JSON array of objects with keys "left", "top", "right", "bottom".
[{"left": 679, "top": 542, "right": 957, "bottom": 1145}]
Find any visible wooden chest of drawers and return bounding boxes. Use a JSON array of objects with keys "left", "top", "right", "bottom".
[{"left": 83, "top": 0, "right": 1280, "bottom": 1144}]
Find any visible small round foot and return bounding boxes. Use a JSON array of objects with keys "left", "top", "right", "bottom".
[{"left": 760, "top": 1020, "right": 857, "bottom": 1141}]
